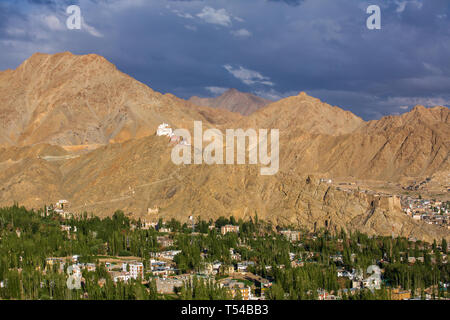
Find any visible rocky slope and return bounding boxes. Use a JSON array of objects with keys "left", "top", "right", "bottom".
[
  {"left": 0, "top": 53, "right": 448, "bottom": 242},
  {"left": 0, "top": 135, "right": 446, "bottom": 242},
  {"left": 242, "top": 91, "right": 365, "bottom": 135},
  {"left": 189, "top": 88, "right": 272, "bottom": 116},
  {"left": 0, "top": 52, "right": 210, "bottom": 147},
  {"left": 236, "top": 93, "right": 449, "bottom": 181}
]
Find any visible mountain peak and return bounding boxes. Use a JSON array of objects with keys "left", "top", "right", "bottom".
[
  {"left": 224, "top": 88, "right": 239, "bottom": 94},
  {"left": 20, "top": 52, "right": 113, "bottom": 71},
  {"left": 25, "top": 51, "right": 73, "bottom": 64},
  {"left": 407, "top": 104, "right": 450, "bottom": 120},
  {"left": 0, "top": 52, "right": 207, "bottom": 147},
  {"left": 411, "top": 105, "right": 427, "bottom": 113},
  {"left": 247, "top": 91, "right": 364, "bottom": 135},
  {"left": 189, "top": 88, "right": 272, "bottom": 116}
]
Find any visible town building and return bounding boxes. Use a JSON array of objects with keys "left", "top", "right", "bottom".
[
  {"left": 391, "top": 288, "right": 411, "bottom": 300},
  {"left": 229, "top": 248, "right": 241, "bottom": 261},
  {"left": 221, "top": 225, "right": 239, "bottom": 235},
  {"left": 122, "top": 261, "right": 144, "bottom": 279},
  {"left": 156, "top": 278, "right": 184, "bottom": 294},
  {"left": 280, "top": 230, "right": 301, "bottom": 242},
  {"left": 157, "top": 236, "right": 174, "bottom": 248},
  {"left": 237, "top": 261, "right": 255, "bottom": 272},
  {"left": 112, "top": 271, "right": 131, "bottom": 283},
  {"left": 142, "top": 220, "right": 158, "bottom": 230},
  {"left": 220, "top": 265, "right": 235, "bottom": 275},
  {"left": 220, "top": 279, "right": 252, "bottom": 300}
]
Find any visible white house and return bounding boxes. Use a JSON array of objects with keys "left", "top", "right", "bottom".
[
  {"left": 237, "top": 261, "right": 255, "bottom": 272},
  {"left": 122, "top": 261, "right": 144, "bottom": 279},
  {"left": 213, "top": 261, "right": 222, "bottom": 270},
  {"left": 114, "top": 272, "right": 131, "bottom": 283}
]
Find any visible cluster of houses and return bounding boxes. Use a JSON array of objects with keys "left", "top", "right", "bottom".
[
  {"left": 336, "top": 267, "right": 381, "bottom": 290},
  {"left": 229, "top": 248, "right": 242, "bottom": 261},
  {"left": 104, "top": 255, "right": 270, "bottom": 300},
  {"left": 45, "top": 200, "right": 72, "bottom": 219},
  {"left": 280, "top": 230, "right": 301, "bottom": 242},
  {"left": 108, "top": 261, "right": 144, "bottom": 282},
  {"left": 219, "top": 279, "right": 252, "bottom": 300},
  {"left": 151, "top": 250, "right": 182, "bottom": 261},
  {"left": 154, "top": 275, "right": 260, "bottom": 300},
  {"left": 313, "top": 266, "right": 384, "bottom": 300},
  {"left": 42, "top": 244, "right": 274, "bottom": 300},
  {"left": 199, "top": 259, "right": 258, "bottom": 276},
  {"left": 403, "top": 177, "right": 432, "bottom": 191},
  {"left": 45, "top": 255, "right": 96, "bottom": 274},
  {"left": 157, "top": 236, "right": 174, "bottom": 248},
  {"left": 401, "top": 197, "right": 449, "bottom": 228},
  {"left": 41, "top": 227, "right": 445, "bottom": 300},
  {"left": 41, "top": 212, "right": 448, "bottom": 300},
  {"left": 104, "top": 257, "right": 178, "bottom": 281},
  {"left": 150, "top": 259, "right": 176, "bottom": 277},
  {"left": 317, "top": 288, "right": 339, "bottom": 300},
  {"left": 321, "top": 180, "right": 449, "bottom": 230},
  {"left": 155, "top": 277, "right": 184, "bottom": 294}
]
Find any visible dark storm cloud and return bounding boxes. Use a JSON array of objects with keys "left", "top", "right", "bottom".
[{"left": 0, "top": 0, "right": 449, "bottom": 120}]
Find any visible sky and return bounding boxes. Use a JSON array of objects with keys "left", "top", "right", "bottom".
[{"left": 0, "top": 0, "right": 449, "bottom": 120}]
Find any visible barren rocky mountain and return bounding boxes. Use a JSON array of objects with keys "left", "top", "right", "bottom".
[
  {"left": 59, "top": 136, "right": 448, "bottom": 242},
  {"left": 241, "top": 91, "right": 365, "bottom": 135},
  {"left": 236, "top": 93, "right": 449, "bottom": 181},
  {"left": 0, "top": 52, "right": 210, "bottom": 148},
  {"left": 0, "top": 53, "right": 448, "bottom": 242},
  {"left": 0, "top": 134, "right": 447, "bottom": 242},
  {"left": 189, "top": 88, "right": 272, "bottom": 116}
]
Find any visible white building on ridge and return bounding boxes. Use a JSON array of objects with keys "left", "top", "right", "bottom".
[{"left": 157, "top": 123, "right": 174, "bottom": 137}]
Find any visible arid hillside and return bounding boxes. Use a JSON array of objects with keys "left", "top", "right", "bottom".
[
  {"left": 0, "top": 52, "right": 211, "bottom": 148},
  {"left": 242, "top": 92, "right": 365, "bottom": 135},
  {"left": 189, "top": 88, "right": 272, "bottom": 116},
  {"left": 0, "top": 52, "right": 448, "bottom": 242},
  {"left": 233, "top": 93, "right": 449, "bottom": 181}
]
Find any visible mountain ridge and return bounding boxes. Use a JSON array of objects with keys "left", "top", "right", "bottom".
[
  {"left": 189, "top": 88, "right": 272, "bottom": 116},
  {"left": 0, "top": 52, "right": 448, "bottom": 242},
  {"left": 0, "top": 52, "right": 211, "bottom": 148}
]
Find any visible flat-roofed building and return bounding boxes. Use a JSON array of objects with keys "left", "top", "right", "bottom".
[{"left": 221, "top": 225, "right": 239, "bottom": 235}]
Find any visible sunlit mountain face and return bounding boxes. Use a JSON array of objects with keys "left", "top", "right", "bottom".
[{"left": 1, "top": 0, "right": 449, "bottom": 120}]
